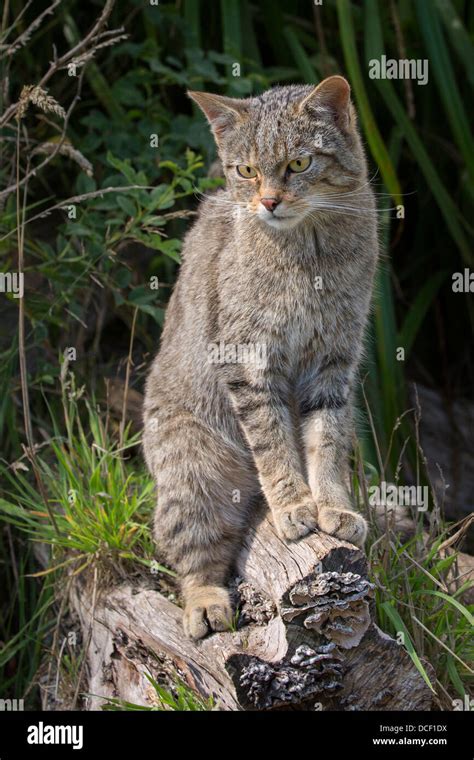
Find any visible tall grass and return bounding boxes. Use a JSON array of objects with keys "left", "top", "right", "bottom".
[{"left": 0, "top": 381, "right": 471, "bottom": 709}]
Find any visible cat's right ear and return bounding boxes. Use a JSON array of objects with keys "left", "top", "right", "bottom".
[
  {"left": 187, "top": 91, "right": 248, "bottom": 142},
  {"left": 299, "top": 76, "right": 352, "bottom": 132}
]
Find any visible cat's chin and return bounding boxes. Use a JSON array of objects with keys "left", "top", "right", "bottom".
[{"left": 258, "top": 213, "right": 304, "bottom": 231}]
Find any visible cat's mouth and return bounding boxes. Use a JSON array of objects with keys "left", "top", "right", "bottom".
[{"left": 256, "top": 207, "right": 304, "bottom": 230}]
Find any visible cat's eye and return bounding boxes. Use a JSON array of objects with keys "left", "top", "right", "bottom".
[
  {"left": 287, "top": 156, "right": 312, "bottom": 173},
  {"left": 236, "top": 164, "right": 257, "bottom": 179}
]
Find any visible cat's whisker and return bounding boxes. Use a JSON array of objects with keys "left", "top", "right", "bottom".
[
  {"left": 293, "top": 198, "right": 362, "bottom": 211},
  {"left": 303, "top": 197, "right": 398, "bottom": 213},
  {"left": 303, "top": 201, "right": 394, "bottom": 217},
  {"left": 311, "top": 173, "right": 390, "bottom": 200},
  {"left": 193, "top": 190, "right": 235, "bottom": 204},
  {"left": 305, "top": 211, "right": 377, "bottom": 221},
  {"left": 314, "top": 189, "right": 395, "bottom": 200},
  {"left": 318, "top": 182, "right": 375, "bottom": 198},
  {"left": 193, "top": 190, "right": 248, "bottom": 209},
  {"left": 332, "top": 170, "right": 381, "bottom": 193}
]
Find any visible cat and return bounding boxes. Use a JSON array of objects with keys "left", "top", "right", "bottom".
[{"left": 143, "top": 76, "right": 379, "bottom": 640}]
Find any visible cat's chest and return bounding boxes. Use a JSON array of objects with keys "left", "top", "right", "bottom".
[{"left": 257, "top": 268, "right": 331, "bottom": 354}]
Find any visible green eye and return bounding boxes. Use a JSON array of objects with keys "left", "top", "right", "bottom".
[
  {"left": 288, "top": 156, "right": 312, "bottom": 173},
  {"left": 236, "top": 164, "right": 257, "bottom": 179}
]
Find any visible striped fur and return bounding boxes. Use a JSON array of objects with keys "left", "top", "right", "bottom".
[{"left": 143, "top": 77, "right": 378, "bottom": 639}]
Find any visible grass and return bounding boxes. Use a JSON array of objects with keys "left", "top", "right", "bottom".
[
  {"left": 352, "top": 419, "right": 473, "bottom": 709},
  {"left": 369, "top": 523, "right": 473, "bottom": 704},
  {"left": 99, "top": 673, "right": 214, "bottom": 712},
  {"left": 0, "top": 369, "right": 176, "bottom": 708},
  {"left": 0, "top": 378, "right": 471, "bottom": 709},
  {"left": 0, "top": 368, "right": 161, "bottom": 573}
]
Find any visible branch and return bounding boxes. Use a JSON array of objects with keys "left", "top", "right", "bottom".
[
  {"left": 0, "top": 0, "right": 116, "bottom": 127},
  {"left": 0, "top": 0, "right": 62, "bottom": 60}
]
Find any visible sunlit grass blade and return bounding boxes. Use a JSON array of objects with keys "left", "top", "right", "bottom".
[
  {"left": 283, "top": 27, "right": 318, "bottom": 83},
  {"left": 364, "top": 0, "right": 474, "bottom": 267},
  {"left": 446, "top": 654, "right": 467, "bottom": 698},
  {"left": 220, "top": 0, "right": 243, "bottom": 94},
  {"left": 435, "top": 0, "right": 474, "bottom": 87},
  {"left": 372, "top": 262, "right": 405, "bottom": 462},
  {"left": 381, "top": 602, "right": 436, "bottom": 692},
  {"left": 336, "top": 0, "right": 402, "bottom": 204},
  {"left": 412, "top": 589, "right": 474, "bottom": 627},
  {"left": 415, "top": 0, "right": 474, "bottom": 186},
  {"left": 398, "top": 271, "right": 447, "bottom": 358},
  {"left": 241, "top": 0, "right": 262, "bottom": 72},
  {"left": 220, "top": 0, "right": 241, "bottom": 59}
]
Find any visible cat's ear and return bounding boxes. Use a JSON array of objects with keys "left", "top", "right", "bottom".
[
  {"left": 187, "top": 91, "right": 248, "bottom": 142},
  {"left": 299, "top": 76, "right": 352, "bottom": 131}
]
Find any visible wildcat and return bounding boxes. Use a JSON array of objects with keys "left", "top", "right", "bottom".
[{"left": 143, "top": 76, "right": 378, "bottom": 640}]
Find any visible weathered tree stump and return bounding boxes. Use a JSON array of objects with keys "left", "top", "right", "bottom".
[{"left": 71, "top": 508, "right": 433, "bottom": 711}]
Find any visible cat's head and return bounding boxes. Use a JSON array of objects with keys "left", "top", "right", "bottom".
[{"left": 188, "top": 77, "right": 366, "bottom": 230}]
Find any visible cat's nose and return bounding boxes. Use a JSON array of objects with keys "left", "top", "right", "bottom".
[{"left": 260, "top": 197, "right": 281, "bottom": 213}]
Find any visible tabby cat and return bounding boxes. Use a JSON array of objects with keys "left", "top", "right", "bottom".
[{"left": 143, "top": 76, "right": 378, "bottom": 639}]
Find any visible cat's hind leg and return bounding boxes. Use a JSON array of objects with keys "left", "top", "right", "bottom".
[{"left": 143, "top": 409, "right": 255, "bottom": 639}]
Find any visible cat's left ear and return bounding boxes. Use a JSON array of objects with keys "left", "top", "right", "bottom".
[
  {"left": 299, "top": 76, "right": 352, "bottom": 131},
  {"left": 187, "top": 91, "right": 249, "bottom": 142}
]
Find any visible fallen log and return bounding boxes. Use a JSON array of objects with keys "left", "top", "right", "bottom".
[{"left": 71, "top": 507, "right": 433, "bottom": 711}]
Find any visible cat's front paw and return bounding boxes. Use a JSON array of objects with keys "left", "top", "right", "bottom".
[
  {"left": 273, "top": 500, "right": 318, "bottom": 542},
  {"left": 317, "top": 506, "right": 367, "bottom": 547},
  {"left": 183, "top": 586, "right": 233, "bottom": 640}
]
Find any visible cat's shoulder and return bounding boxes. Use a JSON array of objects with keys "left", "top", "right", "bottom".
[
  {"left": 186, "top": 187, "right": 234, "bottom": 238},
  {"left": 196, "top": 187, "right": 233, "bottom": 220},
  {"left": 180, "top": 187, "right": 234, "bottom": 263}
]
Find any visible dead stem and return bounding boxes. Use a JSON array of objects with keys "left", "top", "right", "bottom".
[
  {"left": 119, "top": 306, "right": 139, "bottom": 451},
  {"left": 16, "top": 117, "right": 60, "bottom": 534}
]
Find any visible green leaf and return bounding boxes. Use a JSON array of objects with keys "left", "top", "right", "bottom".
[
  {"left": 412, "top": 590, "right": 474, "bottom": 626},
  {"left": 381, "top": 602, "right": 435, "bottom": 692},
  {"left": 129, "top": 303, "right": 165, "bottom": 325},
  {"left": 115, "top": 267, "right": 132, "bottom": 288},
  {"left": 106, "top": 151, "right": 137, "bottom": 184},
  {"left": 116, "top": 195, "right": 136, "bottom": 217},
  {"left": 128, "top": 285, "right": 157, "bottom": 306}
]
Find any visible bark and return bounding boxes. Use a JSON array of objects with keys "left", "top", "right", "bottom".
[{"left": 70, "top": 506, "right": 434, "bottom": 711}]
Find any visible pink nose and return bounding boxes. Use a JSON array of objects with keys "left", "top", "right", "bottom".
[{"left": 260, "top": 197, "right": 280, "bottom": 212}]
